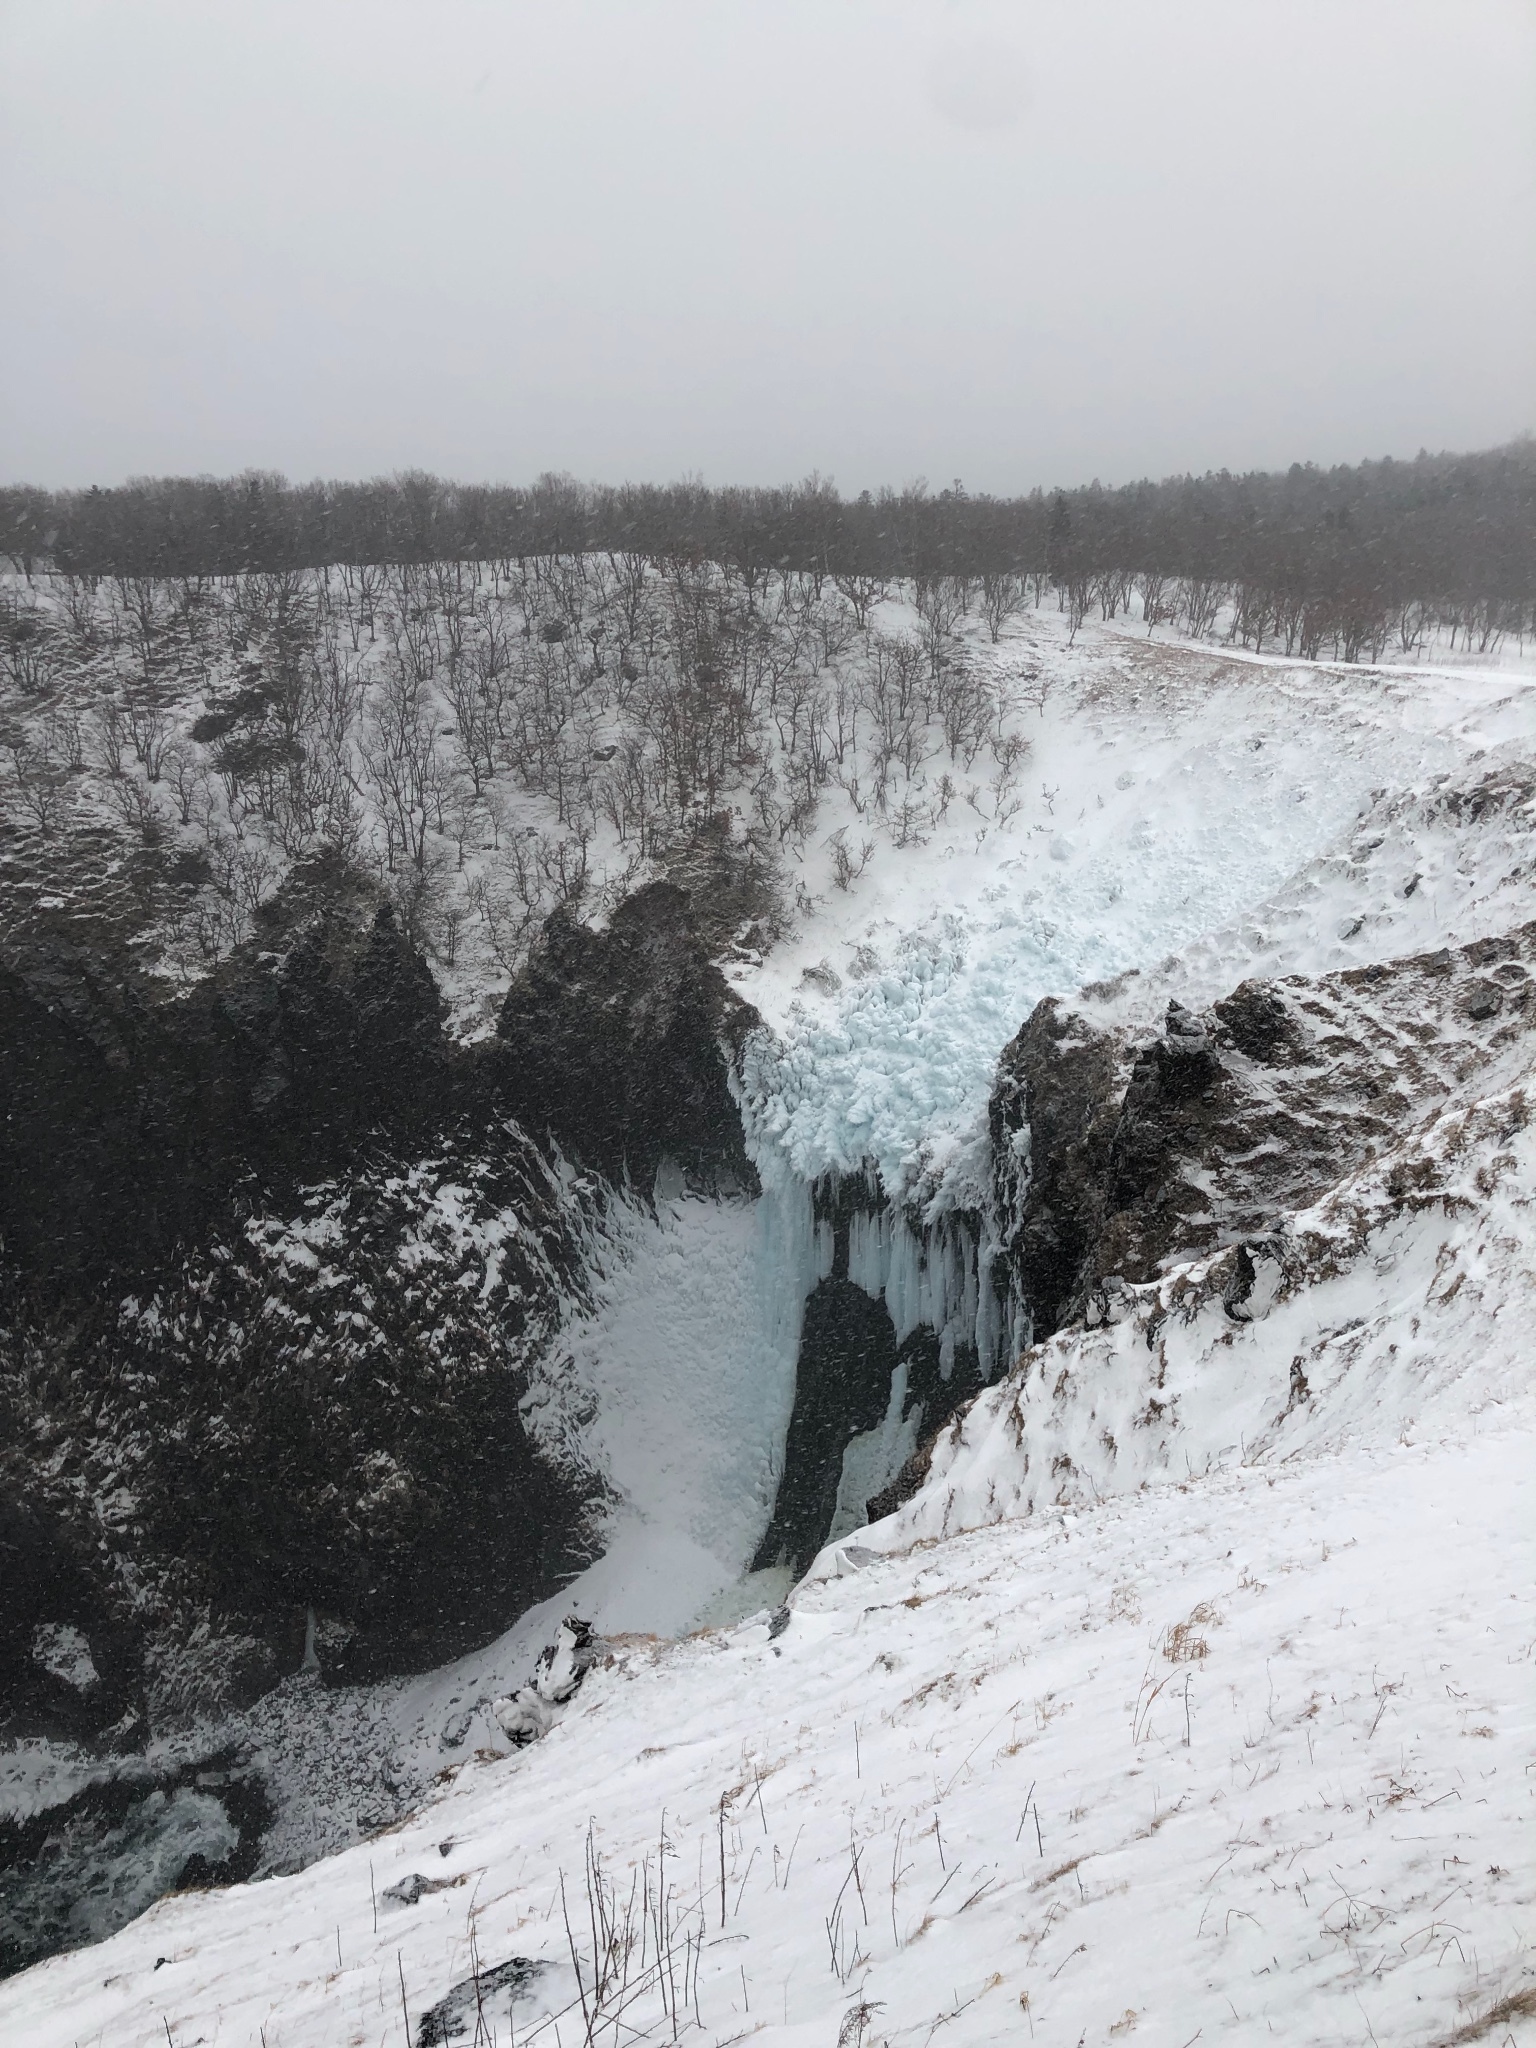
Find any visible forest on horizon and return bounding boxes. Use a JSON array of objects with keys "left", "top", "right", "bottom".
[{"left": 1, "top": 438, "right": 1532, "bottom": 655}]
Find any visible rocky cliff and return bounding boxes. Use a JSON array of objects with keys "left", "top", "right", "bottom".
[
  {"left": 991, "top": 922, "right": 1536, "bottom": 1340},
  {"left": 0, "top": 871, "right": 755, "bottom": 1752}
]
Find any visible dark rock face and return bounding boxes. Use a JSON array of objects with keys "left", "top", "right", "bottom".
[
  {"left": 132, "top": 1138, "right": 589, "bottom": 1688},
  {"left": 495, "top": 882, "right": 759, "bottom": 1194},
  {"left": 0, "top": 1478, "right": 141, "bottom": 1744},
  {"left": 0, "top": 868, "right": 762, "bottom": 1743},
  {"left": 1, "top": 1133, "right": 596, "bottom": 1730},
  {"left": 1, "top": 865, "right": 766, "bottom": 1971},
  {"left": 989, "top": 997, "right": 1128, "bottom": 1341},
  {"left": 0, "top": 856, "right": 449, "bottom": 1286},
  {"left": 992, "top": 923, "right": 1536, "bottom": 1341},
  {"left": 753, "top": 1278, "right": 898, "bottom": 1574}
]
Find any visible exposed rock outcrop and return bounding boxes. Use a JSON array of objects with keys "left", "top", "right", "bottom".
[
  {"left": 494, "top": 881, "right": 760, "bottom": 1194},
  {"left": 1, "top": 871, "right": 759, "bottom": 1742},
  {"left": 991, "top": 923, "right": 1536, "bottom": 1341},
  {"left": 0, "top": 855, "right": 448, "bottom": 1285},
  {"left": 989, "top": 997, "right": 1129, "bottom": 1341},
  {"left": 753, "top": 1278, "right": 899, "bottom": 1574},
  {"left": 1, "top": 1130, "right": 597, "bottom": 1734}
]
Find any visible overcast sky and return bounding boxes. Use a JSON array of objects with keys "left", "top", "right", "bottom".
[{"left": 3, "top": 0, "right": 1533, "bottom": 495}]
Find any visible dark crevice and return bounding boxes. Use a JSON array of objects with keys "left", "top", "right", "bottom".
[{"left": 753, "top": 1277, "right": 898, "bottom": 1576}]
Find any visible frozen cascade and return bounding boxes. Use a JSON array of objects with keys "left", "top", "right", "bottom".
[
  {"left": 830, "top": 1168, "right": 1023, "bottom": 1521},
  {"left": 738, "top": 1112, "right": 1027, "bottom": 1571},
  {"left": 725, "top": 665, "right": 1536, "bottom": 1565},
  {"left": 844, "top": 1197, "right": 1008, "bottom": 1367},
  {"left": 515, "top": 1168, "right": 830, "bottom": 1636}
]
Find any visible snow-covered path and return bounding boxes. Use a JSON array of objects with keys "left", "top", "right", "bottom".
[{"left": 7, "top": 1404, "right": 1530, "bottom": 2048}]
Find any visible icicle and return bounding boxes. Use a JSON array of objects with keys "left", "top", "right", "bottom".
[
  {"left": 884, "top": 1212, "right": 923, "bottom": 1347},
  {"left": 814, "top": 1217, "right": 836, "bottom": 1281}
]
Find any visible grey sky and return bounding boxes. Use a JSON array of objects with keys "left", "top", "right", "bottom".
[{"left": 3, "top": 0, "right": 1533, "bottom": 494}]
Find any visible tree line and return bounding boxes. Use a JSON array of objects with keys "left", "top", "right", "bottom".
[{"left": 2, "top": 438, "right": 1532, "bottom": 664}]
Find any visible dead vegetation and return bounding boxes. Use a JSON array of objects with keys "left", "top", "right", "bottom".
[{"left": 0, "top": 559, "right": 1035, "bottom": 995}]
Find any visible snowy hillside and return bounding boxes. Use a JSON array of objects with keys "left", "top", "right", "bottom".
[
  {"left": 3, "top": 597, "right": 1535, "bottom": 2045},
  {"left": 5, "top": 1416, "right": 1530, "bottom": 2044}
]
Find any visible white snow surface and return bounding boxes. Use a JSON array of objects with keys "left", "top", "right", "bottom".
[
  {"left": 879, "top": 1060, "right": 1536, "bottom": 1556},
  {"left": 7, "top": 625, "right": 1536, "bottom": 2044},
  {"left": 7, "top": 1402, "right": 1530, "bottom": 2045}
]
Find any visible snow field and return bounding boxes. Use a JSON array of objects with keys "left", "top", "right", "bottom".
[
  {"left": 281, "top": 1179, "right": 826, "bottom": 1830},
  {"left": 0, "top": 1178, "right": 823, "bottom": 1885},
  {"left": 8, "top": 612, "right": 1536, "bottom": 2035},
  {"left": 6, "top": 1414, "right": 1529, "bottom": 2047},
  {"left": 368, "top": 627, "right": 1536, "bottom": 1888}
]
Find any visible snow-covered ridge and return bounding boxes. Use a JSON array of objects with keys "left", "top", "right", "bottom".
[
  {"left": 880, "top": 1065, "right": 1534, "bottom": 1555},
  {"left": 5, "top": 1386, "right": 1529, "bottom": 2046}
]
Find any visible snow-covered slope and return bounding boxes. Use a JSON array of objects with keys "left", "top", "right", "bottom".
[
  {"left": 5, "top": 614, "right": 1535, "bottom": 2043},
  {"left": 886, "top": 1017, "right": 1536, "bottom": 1547},
  {"left": 4, "top": 1408, "right": 1530, "bottom": 2045}
]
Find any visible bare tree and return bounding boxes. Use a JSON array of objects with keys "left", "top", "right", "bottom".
[
  {"left": 1062, "top": 572, "right": 1095, "bottom": 644},
  {"left": 1, "top": 593, "right": 57, "bottom": 693},
  {"left": 359, "top": 659, "right": 451, "bottom": 873},
  {"left": 90, "top": 698, "right": 130, "bottom": 780},
  {"left": 1177, "top": 576, "right": 1226, "bottom": 640},
  {"left": 827, "top": 826, "right": 875, "bottom": 890},
  {"left": 833, "top": 572, "right": 886, "bottom": 630},
  {"left": 5, "top": 728, "right": 70, "bottom": 835},
  {"left": 979, "top": 571, "right": 1026, "bottom": 643},
  {"left": 123, "top": 687, "right": 174, "bottom": 781},
  {"left": 1136, "top": 571, "right": 1172, "bottom": 633}
]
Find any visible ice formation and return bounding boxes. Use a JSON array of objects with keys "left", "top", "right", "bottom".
[{"left": 519, "top": 633, "right": 1536, "bottom": 1631}]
